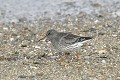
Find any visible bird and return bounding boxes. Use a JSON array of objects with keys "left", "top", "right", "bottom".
[{"left": 43, "top": 29, "right": 92, "bottom": 62}]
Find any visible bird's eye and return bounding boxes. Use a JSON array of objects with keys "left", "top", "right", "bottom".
[{"left": 47, "top": 32, "right": 51, "bottom": 36}]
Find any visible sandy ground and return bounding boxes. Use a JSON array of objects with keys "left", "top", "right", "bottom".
[
  {"left": 0, "top": 13, "right": 120, "bottom": 80},
  {"left": 0, "top": 0, "right": 120, "bottom": 80}
]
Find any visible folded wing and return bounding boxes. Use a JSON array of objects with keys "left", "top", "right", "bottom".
[{"left": 59, "top": 33, "right": 92, "bottom": 46}]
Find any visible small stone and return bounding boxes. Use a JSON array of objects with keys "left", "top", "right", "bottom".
[
  {"left": 98, "top": 50, "right": 107, "bottom": 54},
  {"left": 112, "top": 34, "right": 118, "bottom": 37},
  {"left": 89, "top": 28, "right": 96, "bottom": 33},
  {"left": 98, "top": 32, "right": 105, "bottom": 35},
  {"left": 3, "top": 27, "right": 8, "bottom": 30},
  {"left": 101, "top": 60, "right": 106, "bottom": 64},
  {"left": 28, "top": 51, "right": 35, "bottom": 55},
  {"left": 17, "top": 36, "right": 20, "bottom": 38},
  {"left": 33, "top": 45, "right": 41, "bottom": 49},
  {"left": 21, "top": 45, "right": 27, "bottom": 47},
  {"left": 47, "top": 53, "right": 54, "bottom": 56},
  {"left": 18, "top": 17, "right": 27, "bottom": 22},
  {"left": 0, "top": 33, "right": 3, "bottom": 37},
  {"left": 10, "top": 38, "right": 14, "bottom": 41},
  {"left": 21, "top": 40, "right": 30, "bottom": 47},
  {"left": 18, "top": 75, "right": 28, "bottom": 78},
  {"left": 98, "top": 50, "right": 108, "bottom": 58},
  {"left": 94, "top": 20, "right": 99, "bottom": 23}
]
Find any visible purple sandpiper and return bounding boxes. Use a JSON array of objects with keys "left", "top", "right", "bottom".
[{"left": 43, "top": 29, "right": 92, "bottom": 61}]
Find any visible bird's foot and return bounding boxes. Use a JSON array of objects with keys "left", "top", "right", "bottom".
[
  {"left": 75, "top": 51, "right": 79, "bottom": 61},
  {"left": 56, "top": 58, "right": 65, "bottom": 62}
]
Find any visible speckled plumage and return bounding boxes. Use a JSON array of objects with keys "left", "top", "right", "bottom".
[{"left": 46, "top": 29, "right": 92, "bottom": 52}]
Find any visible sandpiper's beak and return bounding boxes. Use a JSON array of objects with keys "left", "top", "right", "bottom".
[{"left": 40, "top": 35, "right": 47, "bottom": 40}]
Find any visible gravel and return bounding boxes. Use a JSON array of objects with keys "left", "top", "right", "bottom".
[{"left": 0, "top": 0, "right": 120, "bottom": 80}]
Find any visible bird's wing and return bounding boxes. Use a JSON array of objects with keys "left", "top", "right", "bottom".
[
  {"left": 59, "top": 33, "right": 92, "bottom": 46},
  {"left": 59, "top": 33, "right": 80, "bottom": 46}
]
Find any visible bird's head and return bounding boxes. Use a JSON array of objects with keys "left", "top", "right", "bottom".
[{"left": 46, "top": 29, "right": 58, "bottom": 41}]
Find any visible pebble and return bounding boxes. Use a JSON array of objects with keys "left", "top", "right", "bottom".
[
  {"left": 10, "top": 38, "right": 14, "bottom": 41},
  {"left": 98, "top": 50, "right": 107, "bottom": 54},
  {"left": 112, "top": 34, "right": 118, "bottom": 37},
  {"left": 0, "top": 33, "right": 3, "bottom": 37},
  {"left": 94, "top": 20, "right": 99, "bottom": 23},
  {"left": 101, "top": 60, "right": 106, "bottom": 64},
  {"left": 3, "top": 27, "right": 8, "bottom": 30},
  {"left": 33, "top": 45, "right": 41, "bottom": 49},
  {"left": 21, "top": 40, "right": 30, "bottom": 47}
]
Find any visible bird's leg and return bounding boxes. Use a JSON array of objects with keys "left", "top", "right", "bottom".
[
  {"left": 70, "top": 53, "right": 72, "bottom": 61},
  {"left": 56, "top": 53, "right": 66, "bottom": 62},
  {"left": 76, "top": 51, "right": 79, "bottom": 61}
]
